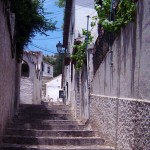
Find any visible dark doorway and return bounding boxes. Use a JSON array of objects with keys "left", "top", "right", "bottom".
[{"left": 21, "top": 61, "right": 29, "bottom": 77}]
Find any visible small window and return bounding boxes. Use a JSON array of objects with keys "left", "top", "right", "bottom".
[
  {"left": 21, "top": 61, "right": 29, "bottom": 77},
  {"left": 47, "top": 67, "right": 50, "bottom": 74},
  {"left": 42, "top": 63, "right": 44, "bottom": 72}
]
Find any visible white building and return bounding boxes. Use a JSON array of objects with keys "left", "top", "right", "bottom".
[
  {"left": 63, "top": 0, "right": 97, "bottom": 120},
  {"left": 63, "top": 0, "right": 150, "bottom": 149},
  {"left": 20, "top": 51, "right": 43, "bottom": 104},
  {"left": 41, "top": 61, "right": 54, "bottom": 99},
  {"left": 45, "top": 74, "right": 62, "bottom": 103},
  {"left": 42, "top": 61, "right": 53, "bottom": 78}
]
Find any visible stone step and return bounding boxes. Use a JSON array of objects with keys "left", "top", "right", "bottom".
[
  {"left": 1, "top": 104, "right": 112, "bottom": 149},
  {"left": 15, "top": 114, "right": 74, "bottom": 120},
  {"left": 18, "top": 109, "right": 72, "bottom": 114},
  {"left": 11, "top": 120, "right": 80, "bottom": 125},
  {"left": 18, "top": 107, "right": 72, "bottom": 112},
  {"left": 12, "top": 118, "right": 76, "bottom": 123},
  {"left": 0, "top": 144, "right": 115, "bottom": 150},
  {"left": 17, "top": 112, "right": 73, "bottom": 118},
  {"left": 7, "top": 123, "right": 86, "bottom": 130},
  {"left": 3, "top": 136, "right": 105, "bottom": 146},
  {"left": 19, "top": 104, "right": 71, "bottom": 110},
  {"left": 6, "top": 129, "right": 96, "bottom": 137}
]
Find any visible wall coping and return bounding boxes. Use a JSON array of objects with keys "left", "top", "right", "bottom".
[{"left": 90, "top": 94, "right": 150, "bottom": 104}]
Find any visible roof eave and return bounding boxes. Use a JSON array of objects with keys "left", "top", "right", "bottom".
[{"left": 63, "top": 0, "right": 73, "bottom": 49}]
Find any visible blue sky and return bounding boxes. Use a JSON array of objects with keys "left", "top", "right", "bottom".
[{"left": 26, "top": 0, "right": 64, "bottom": 56}]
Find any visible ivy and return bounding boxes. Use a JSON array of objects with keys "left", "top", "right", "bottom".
[
  {"left": 71, "top": 29, "right": 93, "bottom": 70},
  {"left": 94, "top": 0, "right": 136, "bottom": 32}
]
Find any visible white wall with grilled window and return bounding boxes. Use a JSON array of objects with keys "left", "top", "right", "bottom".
[{"left": 42, "top": 62, "right": 53, "bottom": 78}]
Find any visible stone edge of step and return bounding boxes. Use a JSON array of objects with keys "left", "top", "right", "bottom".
[{"left": 0, "top": 144, "right": 115, "bottom": 150}]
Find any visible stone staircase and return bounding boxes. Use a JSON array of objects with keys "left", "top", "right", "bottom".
[{"left": 0, "top": 104, "right": 114, "bottom": 150}]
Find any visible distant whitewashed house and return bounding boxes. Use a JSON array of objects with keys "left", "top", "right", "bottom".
[
  {"left": 42, "top": 61, "right": 53, "bottom": 78},
  {"left": 45, "top": 74, "right": 62, "bottom": 103},
  {"left": 41, "top": 61, "right": 54, "bottom": 99},
  {"left": 20, "top": 51, "right": 43, "bottom": 104}
]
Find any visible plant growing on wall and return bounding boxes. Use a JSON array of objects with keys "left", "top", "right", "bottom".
[
  {"left": 71, "top": 29, "right": 93, "bottom": 70},
  {"left": 94, "top": 0, "right": 136, "bottom": 32},
  {"left": 55, "top": 0, "right": 66, "bottom": 8}
]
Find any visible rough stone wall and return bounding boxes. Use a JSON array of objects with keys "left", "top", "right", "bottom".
[
  {"left": 90, "top": 95, "right": 150, "bottom": 150},
  {"left": 0, "top": 0, "right": 20, "bottom": 142},
  {"left": 90, "top": 1, "right": 150, "bottom": 149},
  {"left": 89, "top": 95, "right": 117, "bottom": 146}
]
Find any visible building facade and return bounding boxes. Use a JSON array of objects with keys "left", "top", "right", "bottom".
[
  {"left": 0, "top": 0, "right": 20, "bottom": 142},
  {"left": 42, "top": 61, "right": 53, "bottom": 78},
  {"left": 63, "top": 0, "right": 97, "bottom": 121},
  {"left": 45, "top": 74, "right": 62, "bottom": 103},
  {"left": 20, "top": 51, "right": 43, "bottom": 104}
]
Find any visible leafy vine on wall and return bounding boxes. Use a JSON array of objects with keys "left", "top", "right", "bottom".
[
  {"left": 93, "top": 0, "right": 136, "bottom": 32},
  {"left": 71, "top": 29, "right": 93, "bottom": 70}
]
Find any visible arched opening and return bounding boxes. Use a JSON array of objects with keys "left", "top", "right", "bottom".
[{"left": 21, "top": 61, "right": 29, "bottom": 77}]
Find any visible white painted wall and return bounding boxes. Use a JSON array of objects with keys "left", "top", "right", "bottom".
[
  {"left": 42, "top": 62, "right": 53, "bottom": 78},
  {"left": 74, "top": 0, "right": 98, "bottom": 41},
  {"left": 20, "top": 51, "right": 43, "bottom": 104},
  {"left": 65, "top": 0, "right": 97, "bottom": 104},
  {"left": 20, "top": 77, "right": 33, "bottom": 104},
  {"left": 92, "top": 13, "right": 150, "bottom": 100},
  {"left": 64, "top": 0, "right": 97, "bottom": 117},
  {"left": 45, "top": 75, "right": 62, "bottom": 102}
]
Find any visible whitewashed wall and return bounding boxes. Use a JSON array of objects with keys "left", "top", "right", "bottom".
[
  {"left": 45, "top": 75, "right": 62, "bottom": 102},
  {"left": 64, "top": 0, "right": 97, "bottom": 119},
  {"left": 20, "top": 77, "right": 33, "bottom": 104},
  {"left": 20, "top": 52, "right": 43, "bottom": 104},
  {"left": 74, "top": 0, "right": 98, "bottom": 41},
  {"left": 42, "top": 62, "right": 53, "bottom": 78}
]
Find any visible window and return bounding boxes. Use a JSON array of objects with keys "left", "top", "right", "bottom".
[
  {"left": 21, "top": 61, "right": 29, "bottom": 77},
  {"left": 42, "top": 62, "right": 44, "bottom": 72},
  {"left": 47, "top": 66, "right": 50, "bottom": 74}
]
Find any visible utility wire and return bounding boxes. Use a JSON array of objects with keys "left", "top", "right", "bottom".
[
  {"left": 46, "top": 2, "right": 95, "bottom": 17},
  {"left": 29, "top": 43, "right": 56, "bottom": 54},
  {"left": 33, "top": 36, "right": 62, "bottom": 40}
]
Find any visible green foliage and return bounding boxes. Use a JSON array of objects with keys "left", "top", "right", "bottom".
[
  {"left": 71, "top": 29, "right": 93, "bottom": 70},
  {"left": 43, "top": 55, "right": 56, "bottom": 65},
  {"left": 94, "top": 0, "right": 136, "bottom": 32},
  {"left": 12, "top": 0, "right": 56, "bottom": 57},
  {"left": 53, "top": 54, "right": 64, "bottom": 77},
  {"left": 55, "top": 0, "right": 66, "bottom": 8}
]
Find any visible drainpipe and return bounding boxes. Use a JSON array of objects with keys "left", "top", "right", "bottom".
[{"left": 86, "top": 15, "right": 90, "bottom": 86}]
